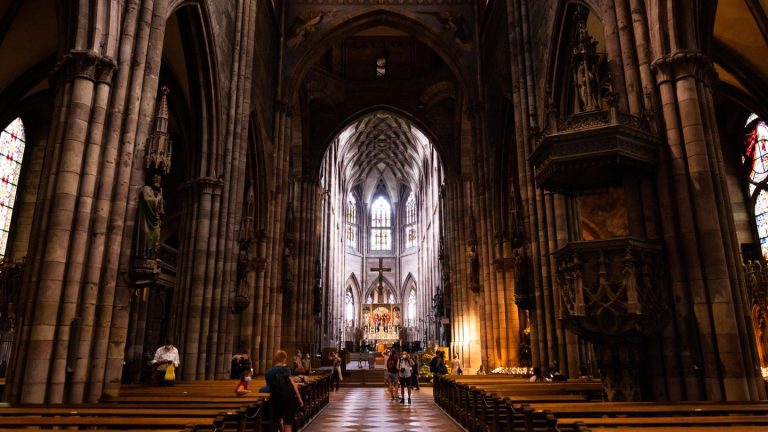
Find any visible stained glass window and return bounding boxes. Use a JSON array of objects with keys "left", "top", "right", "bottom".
[
  {"left": 371, "top": 196, "right": 391, "bottom": 250},
  {"left": 345, "top": 289, "right": 354, "bottom": 327},
  {"left": 346, "top": 225, "right": 357, "bottom": 249},
  {"left": 346, "top": 196, "right": 357, "bottom": 224},
  {"left": 407, "top": 288, "right": 416, "bottom": 327},
  {"left": 0, "top": 118, "right": 26, "bottom": 257},
  {"left": 745, "top": 115, "right": 768, "bottom": 259},
  {"left": 405, "top": 194, "right": 417, "bottom": 249},
  {"left": 406, "top": 194, "right": 416, "bottom": 224},
  {"left": 346, "top": 196, "right": 357, "bottom": 249}
]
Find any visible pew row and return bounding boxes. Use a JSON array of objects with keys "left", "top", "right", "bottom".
[
  {"left": 433, "top": 375, "right": 768, "bottom": 432},
  {"left": 0, "top": 373, "right": 331, "bottom": 431}
]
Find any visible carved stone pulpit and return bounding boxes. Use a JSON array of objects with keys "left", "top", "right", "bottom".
[{"left": 555, "top": 238, "right": 668, "bottom": 401}]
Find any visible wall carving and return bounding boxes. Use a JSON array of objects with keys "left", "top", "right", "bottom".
[{"left": 292, "top": 0, "right": 473, "bottom": 4}]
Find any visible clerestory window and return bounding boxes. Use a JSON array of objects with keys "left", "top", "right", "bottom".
[{"left": 370, "top": 196, "right": 392, "bottom": 250}]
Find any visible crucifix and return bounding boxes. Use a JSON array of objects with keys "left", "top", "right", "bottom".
[{"left": 370, "top": 257, "right": 391, "bottom": 302}]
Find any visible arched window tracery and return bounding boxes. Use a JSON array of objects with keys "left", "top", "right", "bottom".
[
  {"left": 405, "top": 193, "right": 417, "bottom": 249},
  {"left": 346, "top": 195, "right": 358, "bottom": 250},
  {"left": 371, "top": 196, "right": 392, "bottom": 250},
  {"left": 407, "top": 288, "right": 416, "bottom": 327},
  {"left": 0, "top": 118, "right": 26, "bottom": 257},
  {"left": 345, "top": 288, "right": 355, "bottom": 327},
  {"left": 745, "top": 115, "right": 768, "bottom": 258}
]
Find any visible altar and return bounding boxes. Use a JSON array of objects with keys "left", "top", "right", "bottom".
[{"left": 362, "top": 302, "right": 401, "bottom": 342}]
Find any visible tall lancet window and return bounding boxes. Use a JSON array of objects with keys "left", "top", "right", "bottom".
[
  {"left": 745, "top": 114, "right": 768, "bottom": 258},
  {"left": 407, "top": 288, "right": 416, "bottom": 327},
  {"left": 346, "top": 195, "right": 358, "bottom": 250},
  {"left": 405, "top": 193, "right": 417, "bottom": 249},
  {"left": 345, "top": 288, "right": 355, "bottom": 327},
  {"left": 0, "top": 118, "right": 26, "bottom": 257},
  {"left": 371, "top": 196, "right": 392, "bottom": 250}
]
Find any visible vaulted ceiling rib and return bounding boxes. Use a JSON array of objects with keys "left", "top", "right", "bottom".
[{"left": 337, "top": 111, "right": 431, "bottom": 193}]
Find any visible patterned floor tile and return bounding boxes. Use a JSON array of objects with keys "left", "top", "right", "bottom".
[{"left": 302, "top": 387, "right": 465, "bottom": 431}]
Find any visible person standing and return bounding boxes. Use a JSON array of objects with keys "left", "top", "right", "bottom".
[
  {"left": 266, "top": 350, "right": 304, "bottom": 432},
  {"left": 429, "top": 350, "right": 447, "bottom": 383},
  {"left": 411, "top": 353, "right": 421, "bottom": 390},
  {"left": 450, "top": 353, "right": 463, "bottom": 375},
  {"left": 331, "top": 351, "right": 342, "bottom": 391},
  {"left": 151, "top": 340, "right": 180, "bottom": 387},
  {"left": 231, "top": 349, "right": 252, "bottom": 379},
  {"left": 398, "top": 350, "right": 414, "bottom": 404},
  {"left": 385, "top": 348, "right": 400, "bottom": 400},
  {"left": 292, "top": 350, "right": 303, "bottom": 374}
]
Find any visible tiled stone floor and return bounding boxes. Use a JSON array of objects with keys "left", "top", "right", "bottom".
[{"left": 302, "top": 387, "right": 465, "bottom": 432}]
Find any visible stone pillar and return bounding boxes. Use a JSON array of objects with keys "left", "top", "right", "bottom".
[
  {"left": 652, "top": 50, "right": 765, "bottom": 400},
  {"left": 445, "top": 177, "right": 482, "bottom": 371},
  {"left": 7, "top": 48, "right": 117, "bottom": 404}
]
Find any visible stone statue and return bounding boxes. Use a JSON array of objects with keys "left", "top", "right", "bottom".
[
  {"left": 570, "top": 5, "right": 601, "bottom": 113},
  {"left": 468, "top": 242, "right": 480, "bottom": 293},
  {"left": 574, "top": 63, "right": 598, "bottom": 112},
  {"left": 419, "top": 11, "right": 472, "bottom": 45},
  {"left": 287, "top": 11, "right": 330, "bottom": 49},
  {"left": 135, "top": 173, "right": 164, "bottom": 260}
]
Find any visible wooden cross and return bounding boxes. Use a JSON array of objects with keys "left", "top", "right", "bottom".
[
  {"left": 370, "top": 258, "right": 391, "bottom": 299},
  {"left": 371, "top": 257, "right": 391, "bottom": 279}
]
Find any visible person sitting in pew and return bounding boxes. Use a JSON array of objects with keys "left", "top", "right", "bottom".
[
  {"left": 529, "top": 366, "right": 544, "bottom": 382},
  {"left": 548, "top": 366, "right": 567, "bottom": 382},
  {"left": 576, "top": 366, "right": 591, "bottom": 382},
  {"left": 235, "top": 370, "right": 252, "bottom": 396}
]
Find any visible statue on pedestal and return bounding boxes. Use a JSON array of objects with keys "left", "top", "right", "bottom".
[
  {"left": 132, "top": 87, "right": 172, "bottom": 285},
  {"left": 135, "top": 173, "right": 164, "bottom": 260}
]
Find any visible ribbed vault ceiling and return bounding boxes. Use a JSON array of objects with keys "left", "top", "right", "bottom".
[{"left": 337, "top": 111, "right": 432, "bottom": 190}]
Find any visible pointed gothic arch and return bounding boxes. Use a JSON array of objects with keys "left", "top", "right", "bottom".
[
  {"left": 365, "top": 276, "right": 397, "bottom": 304},
  {"left": 345, "top": 273, "right": 362, "bottom": 306},
  {"left": 167, "top": 1, "right": 221, "bottom": 178},
  {"left": 285, "top": 9, "right": 476, "bottom": 108}
]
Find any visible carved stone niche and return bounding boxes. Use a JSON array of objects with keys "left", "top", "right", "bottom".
[
  {"left": 556, "top": 237, "right": 668, "bottom": 340},
  {"left": 529, "top": 111, "right": 660, "bottom": 194}
]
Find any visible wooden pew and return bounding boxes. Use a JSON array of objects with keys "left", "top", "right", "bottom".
[
  {"left": 434, "top": 375, "right": 768, "bottom": 432},
  {"left": 0, "top": 374, "right": 331, "bottom": 432}
]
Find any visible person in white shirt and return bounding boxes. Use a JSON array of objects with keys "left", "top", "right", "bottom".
[
  {"left": 151, "top": 340, "right": 180, "bottom": 386},
  {"left": 450, "top": 353, "right": 463, "bottom": 375}
]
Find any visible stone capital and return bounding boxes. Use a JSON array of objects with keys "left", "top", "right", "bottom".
[
  {"left": 275, "top": 100, "right": 295, "bottom": 116},
  {"left": 465, "top": 100, "right": 485, "bottom": 117},
  {"left": 49, "top": 50, "right": 118, "bottom": 87},
  {"left": 651, "top": 50, "right": 718, "bottom": 86},
  {"left": 95, "top": 56, "right": 118, "bottom": 84},
  {"left": 194, "top": 176, "right": 225, "bottom": 195}
]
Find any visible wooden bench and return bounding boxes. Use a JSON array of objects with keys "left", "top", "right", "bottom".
[
  {"left": 434, "top": 375, "right": 768, "bottom": 432},
  {"left": 0, "top": 374, "right": 331, "bottom": 432},
  {"left": 566, "top": 426, "right": 768, "bottom": 432}
]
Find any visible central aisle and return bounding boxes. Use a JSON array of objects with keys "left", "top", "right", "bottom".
[{"left": 301, "top": 387, "right": 465, "bottom": 432}]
